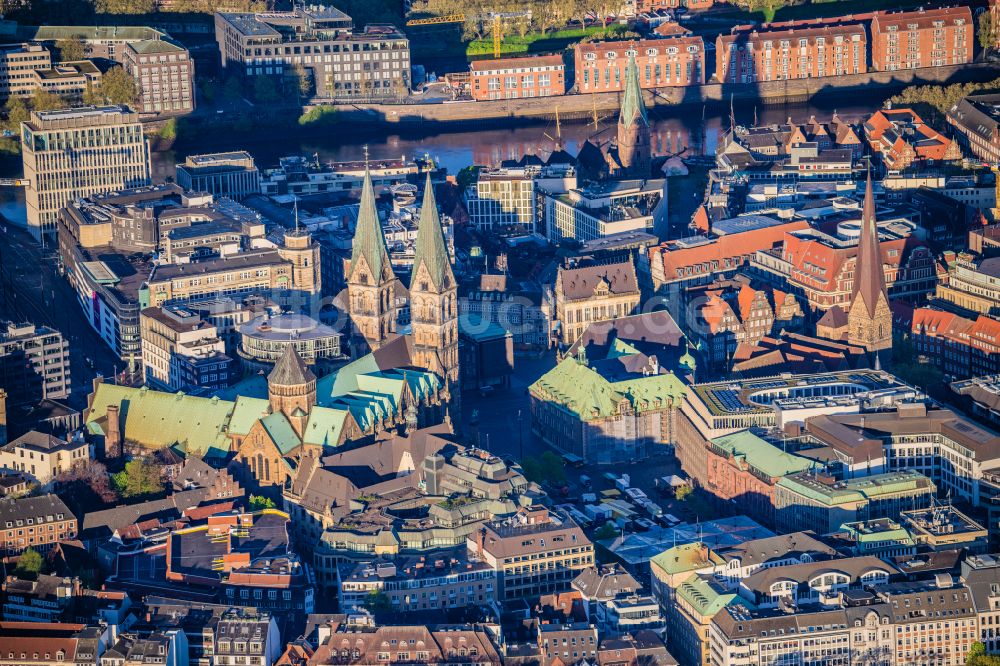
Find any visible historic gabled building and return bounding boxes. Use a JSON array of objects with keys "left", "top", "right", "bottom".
[{"left": 348, "top": 168, "right": 401, "bottom": 352}]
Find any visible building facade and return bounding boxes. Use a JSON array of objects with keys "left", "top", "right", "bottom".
[
  {"left": 215, "top": 7, "right": 410, "bottom": 100},
  {"left": 0, "top": 494, "right": 76, "bottom": 556},
  {"left": 22, "top": 106, "right": 151, "bottom": 240},
  {"left": 574, "top": 37, "right": 705, "bottom": 92},
  {"left": 871, "top": 6, "right": 973, "bottom": 71},
  {"left": 716, "top": 23, "right": 866, "bottom": 83},
  {"left": 469, "top": 55, "right": 565, "bottom": 100},
  {"left": 175, "top": 152, "right": 261, "bottom": 200},
  {"left": 120, "top": 39, "right": 194, "bottom": 116},
  {"left": 0, "top": 321, "right": 70, "bottom": 403}
]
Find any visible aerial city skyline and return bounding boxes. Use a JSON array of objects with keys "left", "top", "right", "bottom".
[{"left": 0, "top": 0, "right": 997, "bottom": 665}]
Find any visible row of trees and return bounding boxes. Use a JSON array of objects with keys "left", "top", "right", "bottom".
[
  {"left": 413, "top": 0, "right": 623, "bottom": 41},
  {"left": 885, "top": 76, "right": 1000, "bottom": 126}
]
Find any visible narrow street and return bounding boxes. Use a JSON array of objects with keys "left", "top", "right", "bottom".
[{"left": 0, "top": 222, "right": 120, "bottom": 409}]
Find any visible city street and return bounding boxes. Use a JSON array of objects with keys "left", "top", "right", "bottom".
[{"left": 0, "top": 222, "right": 120, "bottom": 409}]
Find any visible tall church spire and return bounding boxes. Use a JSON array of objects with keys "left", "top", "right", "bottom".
[
  {"left": 410, "top": 173, "right": 455, "bottom": 293},
  {"left": 620, "top": 54, "right": 648, "bottom": 131},
  {"left": 409, "top": 174, "right": 459, "bottom": 401},
  {"left": 847, "top": 170, "right": 892, "bottom": 359},
  {"left": 614, "top": 53, "right": 651, "bottom": 178},
  {"left": 347, "top": 167, "right": 399, "bottom": 351},
  {"left": 852, "top": 171, "right": 888, "bottom": 319}
]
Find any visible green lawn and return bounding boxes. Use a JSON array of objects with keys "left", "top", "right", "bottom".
[
  {"left": 712, "top": 0, "right": 939, "bottom": 24},
  {"left": 466, "top": 24, "right": 631, "bottom": 57}
]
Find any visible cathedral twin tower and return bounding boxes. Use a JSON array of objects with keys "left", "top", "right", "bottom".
[{"left": 346, "top": 168, "right": 460, "bottom": 390}]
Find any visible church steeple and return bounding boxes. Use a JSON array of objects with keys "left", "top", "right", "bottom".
[
  {"left": 347, "top": 167, "right": 400, "bottom": 350},
  {"left": 410, "top": 173, "right": 455, "bottom": 293},
  {"left": 847, "top": 171, "right": 892, "bottom": 360},
  {"left": 409, "top": 174, "right": 459, "bottom": 393},
  {"left": 268, "top": 345, "right": 317, "bottom": 438},
  {"left": 615, "top": 53, "right": 651, "bottom": 178}
]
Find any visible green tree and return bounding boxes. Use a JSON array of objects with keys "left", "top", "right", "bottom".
[
  {"left": 253, "top": 75, "right": 280, "bottom": 104},
  {"left": 2, "top": 96, "right": 29, "bottom": 132},
  {"left": 249, "top": 494, "right": 276, "bottom": 511},
  {"left": 363, "top": 590, "right": 392, "bottom": 612},
  {"left": 222, "top": 75, "right": 243, "bottom": 102},
  {"left": 94, "top": 0, "right": 155, "bottom": 14},
  {"left": 538, "top": 450, "right": 566, "bottom": 484},
  {"left": 981, "top": 13, "right": 999, "bottom": 52},
  {"left": 969, "top": 643, "right": 988, "bottom": 666},
  {"left": 32, "top": 90, "right": 67, "bottom": 112},
  {"left": 56, "top": 39, "right": 86, "bottom": 62},
  {"left": 290, "top": 63, "right": 312, "bottom": 100},
  {"left": 99, "top": 66, "right": 138, "bottom": 106},
  {"left": 593, "top": 522, "right": 618, "bottom": 541},
  {"left": 675, "top": 484, "right": 693, "bottom": 501},
  {"left": 298, "top": 105, "right": 337, "bottom": 127},
  {"left": 111, "top": 458, "right": 165, "bottom": 499},
  {"left": 14, "top": 547, "right": 43, "bottom": 578}
]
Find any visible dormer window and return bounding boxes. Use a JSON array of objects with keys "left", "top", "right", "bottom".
[
  {"left": 584, "top": 53, "right": 596, "bottom": 61},
  {"left": 606, "top": 51, "right": 617, "bottom": 59},
  {"left": 646, "top": 48, "right": 658, "bottom": 56}
]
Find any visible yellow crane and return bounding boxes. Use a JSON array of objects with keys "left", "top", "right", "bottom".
[
  {"left": 406, "top": 11, "right": 531, "bottom": 59},
  {"left": 488, "top": 11, "right": 532, "bottom": 59},
  {"left": 405, "top": 13, "right": 465, "bottom": 26}
]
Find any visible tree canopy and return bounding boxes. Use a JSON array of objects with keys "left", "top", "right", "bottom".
[
  {"left": 56, "top": 39, "right": 86, "bottom": 62},
  {"left": 99, "top": 66, "right": 139, "bottom": 106},
  {"left": 14, "top": 548, "right": 44, "bottom": 578},
  {"left": 111, "top": 458, "right": 165, "bottom": 499}
]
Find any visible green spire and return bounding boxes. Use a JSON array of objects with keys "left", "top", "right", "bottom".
[
  {"left": 410, "top": 173, "right": 454, "bottom": 292},
  {"left": 351, "top": 168, "right": 393, "bottom": 283},
  {"left": 620, "top": 53, "right": 647, "bottom": 130}
]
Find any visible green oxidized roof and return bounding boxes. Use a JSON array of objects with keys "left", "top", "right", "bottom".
[
  {"left": 711, "top": 431, "right": 812, "bottom": 479},
  {"left": 776, "top": 469, "right": 931, "bottom": 507},
  {"left": 351, "top": 168, "right": 394, "bottom": 283},
  {"left": 620, "top": 54, "right": 648, "bottom": 130},
  {"left": 676, "top": 575, "right": 749, "bottom": 618},
  {"left": 650, "top": 542, "right": 725, "bottom": 576},
  {"left": 228, "top": 396, "right": 271, "bottom": 436},
  {"left": 260, "top": 412, "right": 300, "bottom": 455},
  {"left": 302, "top": 406, "right": 351, "bottom": 448},
  {"left": 530, "top": 356, "right": 686, "bottom": 422},
  {"left": 410, "top": 173, "right": 454, "bottom": 292},
  {"left": 86, "top": 383, "right": 233, "bottom": 458}
]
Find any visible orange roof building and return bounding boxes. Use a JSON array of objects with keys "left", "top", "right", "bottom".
[{"left": 865, "top": 109, "right": 962, "bottom": 170}]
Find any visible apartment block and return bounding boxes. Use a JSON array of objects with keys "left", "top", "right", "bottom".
[
  {"left": 469, "top": 507, "right": 594, "bottom": 601},
  {"left": 465, "top": 168, "right": 537, "bottom": 231},
  {"left": 0, "top": 321, "right": 70, "bottom": 403},
  {"left": 0, "top": 43, "right": 51, "bottom": 99},
  {"left": 716, "top": 23, "right": 866, "bottom": 83},
  {"left": 215, "top": 7, "right": 410, "bottom": 100},
  {"left": 470, "top": 54, "right": 565, "bottom": 100},
  {"left": 0, "top": 493, "right": 76, "bottom": 556},
  {"left": 120, "top": 38, "right": 195, "bottom": 116},
  {"left": 871, "top": 6, "right": 973, "bottom": 71},
  {"left": 31, "top": 61, "right": 101, "bottom": 102},
  {"left": 553, "top": 259, "right": 642, "bottom": 346},
  {"left": 139, "top": 304, "right": 236, "bottom": 392},
  {"left": 949, "top": 92, "right": 1000, "bottom": 164},
  {"left": 574, "top": 37, "right": 704, "bottom": 92},
  {"left": 22, "top": 106, "right": 151, "bottom": 240},
  {"left": 337, "top": 555, "right": 497, "bottom": 613}
]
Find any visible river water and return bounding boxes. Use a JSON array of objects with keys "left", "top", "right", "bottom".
[{"left": 0, "top": 97, "right": 880, "bottom": 228}]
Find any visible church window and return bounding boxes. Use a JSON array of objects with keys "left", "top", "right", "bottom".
[
  {"left": 256, "top": 454, "right": 264, "bottom": 480},
  {"left": 421, "top": 281, "right": 429, "bottom": 292},
  {"left": 265, "top": 458, "right": 271, "bottom": 481}
]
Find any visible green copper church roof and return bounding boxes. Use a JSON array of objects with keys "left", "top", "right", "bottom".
[
  {"left": 351, "top": 168, "right": 394, "bottom": 282},
  {"left": 620, "top": 54, "right": 647, "bottom": 130},
  {"left": 410, "top": 173, "right": 454, "bottom": 292},
  {"left": 86, "top": 383, "right": 233, "bottom": 458}
]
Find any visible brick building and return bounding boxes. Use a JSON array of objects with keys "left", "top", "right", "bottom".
[
  {"left": 871, "top": 6, "right": 973, "bottom": 72},
  {"left": 948, "top": 92, "right": 1000, "bottom": 164},
  {"left": 716, "top": 23, "right": 866, "bottom": 84},
  {"left": 0, "top": 494, "right": 76, "bottom": 557},
  {"left": 120, "top": 39, "right": 194, "bottom": 116},
  {"left": 469, "top": 55, "right": 565, "bottom": 100},
  {"left": 705, "top": 431, "right": 811, "bottom": 526},
  {"left": 911, "top": 307, "right": 1000, "bottom": 379},
  {"left": 574, "top": 37, "right": 704, "bottom": 92},
  {"left": 865, "top": 108, "right": 963, "bottom": 170}
]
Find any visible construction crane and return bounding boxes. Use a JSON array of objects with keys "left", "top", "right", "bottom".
[
  {"left": 489, "top": 11, "right": 531, "bottom": 59},
  {"left": 405, "top": 13, "right": 465, "bottom": 26}
]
